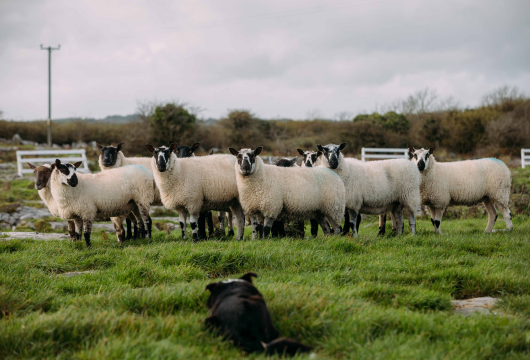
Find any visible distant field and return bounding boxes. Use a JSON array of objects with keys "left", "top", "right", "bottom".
[{"left": 1, "top": 217, "right": 530, "bottom": 359}]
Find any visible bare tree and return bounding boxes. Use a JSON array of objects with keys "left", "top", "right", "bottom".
[
  {"left": 334, "top": 111, "right": 354, "bottom": 121},
  {"left": 481, "top": 85, "right": 527, "bottom": 108},
  {"left": 306, "top": 108, "right": 324, "bottom": 121}
]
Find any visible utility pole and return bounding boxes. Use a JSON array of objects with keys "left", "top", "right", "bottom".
[{"left": 40, "top": 44, "right": 60, "bottom": 147}]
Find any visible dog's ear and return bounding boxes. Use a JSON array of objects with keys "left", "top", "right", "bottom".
[
  {"left": 297, "top": 149, "right": 304, "bottom": 156},
  {"left": 240, "top": 272, "right": 258, "bottom": 283},
  {"left": 205, "top": 282, "right": 218, "bottom": 292}
]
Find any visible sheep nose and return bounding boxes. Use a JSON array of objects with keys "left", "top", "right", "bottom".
[{"left": 417, "top": 160, "right": 425, "bottom": 171}]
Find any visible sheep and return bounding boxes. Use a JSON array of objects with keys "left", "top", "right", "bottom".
[
  {"left": 97, "top": 142, "right": 160, "bottom": 239},
  {"left": 229, "top": 147, "right": 345, "bottom": 239},
  {"left": 407, "top": 145, "right": 513, "bottom": 234},
  {"left": 316, "top": 143, "right": 421, "bottom": 237},
  {"left": 27, "top": 163, "right": 80, "bottom": 240},
  {"left": 50, "top": 159, "right": 154, "bottom": 248},
  {"left": 169, "top": 141, "right": 234, "bottom": 239},
  {"left": 145, "top": 143, "right": 245, "bottom": 241}
]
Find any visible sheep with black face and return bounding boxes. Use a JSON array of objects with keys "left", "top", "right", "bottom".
[
  {"left": 50, "top": 159, "right": 154, "bottom": 248},
  {"left": 146, "top": 143, "right": 245, "bottom": 241},
  {"left": 229, "top": 147, "right": 345, "bottom": 239},
  {"left": 317, "top": 143, "right": 421, "bottom": 236},
  {"left": 408, "top": 145, "right": 513, "bottom": 234}
]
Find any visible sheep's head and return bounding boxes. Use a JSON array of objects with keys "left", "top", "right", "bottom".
[
  {"left": 27, "top": 163, "right": 53, "bottom": 190},
  {"left": 97, "top": 142, "right": 124, "bottom": 167},
  {"left": 408, "top": 145, "right": 435, "bottom": 172},
  {"left": 171, "top": 141, "right": 199, "bottom": 158},
  {"left": 146, "top": 143, "right": 177, "bottom": 172},
  {"left": 229, "top": 147, "right": 263, "bottom": 176},
  {"left": 54, "top": 159, "right": 82, "bottom": 187},
  {"left": 297, "top": 149, "right": 322, "bottom": 168},
  {"left": 316, "top": 143, "right": 346, "bottom": 170},
  {"left": 276, "top": 157, "right": 298, "bottom": 167}
]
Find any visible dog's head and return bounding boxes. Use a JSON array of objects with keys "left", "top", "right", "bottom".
[{"left": 205, "top": 272, "right": 258, "bottom": 309}]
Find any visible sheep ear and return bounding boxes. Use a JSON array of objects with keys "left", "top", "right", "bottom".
[
  {"left": 209, "top": 149, "right": 214, "bottom": 155},
  {"left": 55, "top": 159, "right": 62, "bottom": 167},
  {"left": 27, "top": 162, "right": 36, "bottom": 171},
  {"left": 168, "top": 140, "right": 177, "bottom": 145},
  {"left": 169, "top": 142, "right": 178, "bottom": 153},
  {"left": 429, "top": 146, "right": 436, "bottom": 154},
  {"left": 407, "top": 144, "right": 415, "bottom": 153},
  {"left": 339, "top": 143, "right": 347, "bottom": 150},
  {"left": 205, "top": 283, "right": 218, "bottom": 292},
  {"left": 297, "top": 149, "right": 304, "bottom": 156},
  {"left": 240, "top": 272, "right": 258, "bottom": 283},
  {"left": 145, "top": 145, "right": 155, "bottom": 153},
  {"left": 116, "top": 143, "right": 124, "bottom": 152},
  {"left": 317, "top": 151, "right": 322, "bottom": 157},
  {"left": 229, "top": 148, "right": 239, "bottom": 156},
  {"left": 96, "top": 143, "right": 103, "bottom": 151},
  {"left": 50, "top": 163, "right": 56, "bottom": 170},
  {"left": 316, "top": 144, "right": 324, "bottom": 152},
  {"left": 254, "top": 147, "right": 263, "bottom": 156},
  {"left": 191, "top": 143, "right": 200, "bottom": 153},
  {"left": 73, "top": 161, "right": 82, "bottom": 169}
]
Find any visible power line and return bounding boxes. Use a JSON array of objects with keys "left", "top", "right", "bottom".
[{"left": 40, "top": 44, "right": 60, "bottom": 147}]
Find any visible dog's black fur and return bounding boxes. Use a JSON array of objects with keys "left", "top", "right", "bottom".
[{"left": 205, "top": 272, "right": 312, "bottom": 356}]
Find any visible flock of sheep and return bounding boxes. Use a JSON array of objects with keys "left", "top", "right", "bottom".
[{"left": 27, "top": 141, "right": 513, "bottom": 248}]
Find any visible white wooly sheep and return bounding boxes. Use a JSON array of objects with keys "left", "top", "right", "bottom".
[
  {"left": 408, "top": 145, "right": 513, "bottom": 234},
  {"left": 27, "top": 163, "right": 80, "bottom": 240},
  {"left": 229, "top": 147, "right": 345, "bottom": 239},
  {"left": 317, "top": 143, "right": 422, "bottom": 237},
  {"left": 145, "top": 143, "right": 245, "bottom": 241},
  {"left": 50, "top": 159, "right": 154, "bottom": 248}
]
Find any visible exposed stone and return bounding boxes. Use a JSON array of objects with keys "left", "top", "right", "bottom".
[
  {"left": 57, "top": 271, "right": 94, "bottom": 277},
  {"left": 0, "top": 232, "right": 70, "bottom": 241},
  {"left": 452, "top": 297, "right": 499, "bottom": 316}
]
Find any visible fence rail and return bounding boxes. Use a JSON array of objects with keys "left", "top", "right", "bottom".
[
  {"left": 16, "top": 149, "right": 90, "bottom": 176},
  {"left": 361, "top": 147, "right": 409, "bottom": 162},
  {"left": 522, "top": 149, "right": 530, "bottom": 168}
]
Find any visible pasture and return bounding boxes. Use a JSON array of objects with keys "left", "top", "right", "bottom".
[{"left": 1, "top": 216, "right": 530, "bottom": 359}]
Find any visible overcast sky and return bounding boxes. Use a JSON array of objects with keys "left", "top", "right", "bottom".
[{"left": 1, "top": 0, "right": 529, "bottom": 121}]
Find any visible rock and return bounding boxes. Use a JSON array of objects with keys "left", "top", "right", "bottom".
[
  {"left": 52, "top": 144, "right": 61, "bottom": 148},
  {"left": 72, "top": 141, "right": 88, "bottom": 149},
  {"left": 0, "top": 232, "right": 70, "bottom": 241},
  {"left": 12, "top": 134, "right": 22, "bottom": 145},
  {"left": 452, "top": 297, "right": 499, "bottom": 316}
]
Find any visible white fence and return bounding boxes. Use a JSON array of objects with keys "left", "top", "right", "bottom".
[
  {"left": 522, "top": 149, "right": 530, "bottom": 168},
  {"left": 16, "top": 149, "right": 90, "bottom": 177},
  {"left": 361, "top": 147, "right": 409, "bottom": 162}
]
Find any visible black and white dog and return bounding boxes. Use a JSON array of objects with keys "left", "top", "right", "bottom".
[{"left": 205, "top": 272, "right": 312, "bottom": 356}]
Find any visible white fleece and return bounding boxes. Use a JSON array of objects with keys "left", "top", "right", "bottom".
[{"left": 235, "top": 156, "right": 345, "bottom": 225}]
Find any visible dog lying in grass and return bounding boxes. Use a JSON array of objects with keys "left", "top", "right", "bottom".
[{"left": 205, "top": 272, "right": 312, "bottom": 356}]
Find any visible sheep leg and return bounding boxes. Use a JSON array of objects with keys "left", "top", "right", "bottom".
[
  {"left": 347, "top": 209, "right": 359, "bottom": 237},
  {"left": 310, "top": 219, "right": 319, "bottom": 237},
  {"left": 250, "top": 215, "right": 259, "bottom": 240},
  {"left": 83, "top": 220, "right": 92, "bottom": 248},
  {"left": 433, "top": 208, "right": 444, "bottom": 235},
  {"left": 391, "top": 212, "right": 397, "bottom": 232},
  {"left": 74, "top": 219, "right": 83, "bottom": 241},
  {"left": 228, "top": 204, "right": 245, "bottom": 240},
  {"left": 197, "top": 212, "right": 207, "bottom": 240},
  {"left": 227, "top": 211, "right": 234, "bottom": 237},
  {"left": 341, "top": 211, "right": 351, "bottom": 235},
  {"left": 495, "top": 202, "right": 513, "bottom": 231},
  {"left": 178, "top": 210, "right": 187, "bottom": 239},
  {"left": 111, "top": 216, "right": 126, "bottom": 243},
  {"left": 378, "top": 214, "right": 387, "bottom": 236},
  {"left": 263, "top": 217, "right": 275, "bottom": 238},
  {"left": 218, "top": 211, "right": 226, "bottom": 236},
  {"left": 136, "top": 205, "right": 151, "bottom": 238},
  {"left": 271, "top": 220, "right": 281, "bottom": 237},
  {"left": 356, "top": 214, "right": 361, "bottom": 233},
  {"left": 326, "top": 216, "right": 342, "bottom": 236},
  {"left": 67, "top": 221, "right": 76, "bottom": 241},
  {"left": 189, "top": 213, "right": 200, "bottom": 242},
  {"left": 314, "top": 213, "right": 331, "bottom": 235},
  {"left": 125, "top": 217, "right": 132, "bottom": 240},
  {"left": 297, "top": 221, "right": 305, "bottom": 238},
  {"left": 483, "top": 199, "right": 498, "bottom": 233},
  {"left": 405, "top": 207, "right": 416, "bottom": 235},
  {"left": 391, "top": 204, "right": 404, "bottom": 235},
  {"left": 206, "top": 211, "right": 214, "bottom": 237},
  {"left": 428, "top": 206, "right": 437, "bottom": 232}
]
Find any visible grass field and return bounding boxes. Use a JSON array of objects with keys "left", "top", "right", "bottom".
[{"left": 1, "top": 216, "right": 530, "bottom": 359}]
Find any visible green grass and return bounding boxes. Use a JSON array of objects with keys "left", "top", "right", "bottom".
[{"left": 1, "top": 217, "right": 530, "bottom": 359}]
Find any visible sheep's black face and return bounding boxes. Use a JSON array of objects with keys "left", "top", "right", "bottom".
[
  {"left": 155, "top": 146, "right": 173, "bottom": 172},
  {"left": 176, "top": 143, "right": 200, "bottom": 158},
  {"left": 316, "top": 143, "right": 346, "bottom": 170},
  {"left": 229, "top": 147, "right": 263, "bottom": 176},
  {"left": 408, "top": 145, "right": 435, "bottom": 172},
  {"left": 54, "top": 160, "right": 81, "bottom": 187},
  {"left": 276, "top": 157, "right": 298, "bottom": 167},
  {"left": 297, "top": 149, "right": 322, "bottom": 167},
  {"left": 97, "top": 143, "right": 124, "bottom": 167}
]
